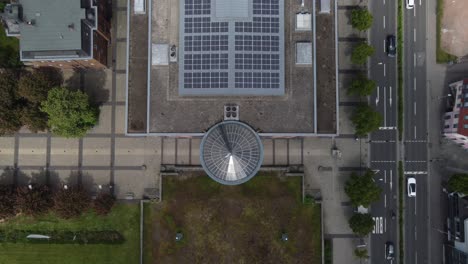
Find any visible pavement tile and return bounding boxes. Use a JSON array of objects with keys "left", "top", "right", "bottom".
[
  {"left": 88, "top": 105, "right": 112, "bottom": 134},
  {"left": 339, "top": 105, "right": 356, "bottom": 135},
  {"left": 116, "top": 42, "right": 127, "bottom": 71},
  {"left": 274, "top": 139, "right": 288, "bottom": 165},
  {"left": 190, "top": 138, "right": 201, "bottom": 165},
  {"left": 162, "top": 137, "right": 176, "bottom": 164},
  {"left": 114, "top": 170, "right": 147, "bottom": 199},
  {"left": 116, "top": 11, "right": 128, "bottom": 39},
  {"left": 115, "top": 74, "right": 127, "bottom": 102},
  {"left": 82, "top": 138, "right": 111, "bottom": 166},
  {"left": 338, "top": 42, "right": 363, "bottom": 70},
  {"left": 115, "top": 138, "right": 146, "bottom": 166},
  {"left": 115, "top": 105, "right": 127, "bottom": 134},
  {"left": 289, "top": 139, "right": 303, "bottom": 164},
  {"left": 18, "top": 137, "right": 47, "bottom": 167},
  {"left": 176, "top": 138, "right": 190, "bottom": 165},
  {"left": 50, "top": 138, "right": 79, "bottom": 166},
  {"left": 261, "top": 139, "right": 274, "bottom": 166},
  {"left": 337, "top": 10, "right": 366, "bottom": 38},
  {"left": 0, "top": 137, "right": 14, "bottom": 167}
]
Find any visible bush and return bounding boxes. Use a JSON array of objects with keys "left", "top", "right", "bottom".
[
  {"left": 0, "top": 185, "right": 16, "bottom": 219},
  {"left": 93, "top": 193, "right": 116, "bottom": 215},
  {"left": 351, "top": 43, "right": 375, "bottom": 65},
  {"left": 0, "top": 230, "right": 125, "bottom": 244},
  {"left": 15, "top": 185, "right": 52, "bottom": 216},
  {"left": 351, "top": 8, "right": 373, "bottom": 31},
  {"left": 53, "top": 186, "right": 91, "bottom": 219},
  {"left": 348, "top": 213, "right": 374, "bottom": 236}
]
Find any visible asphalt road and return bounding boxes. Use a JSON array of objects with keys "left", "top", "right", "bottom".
[
  {"left": 403, "top": 0, "right": 429, "bottom": 263},
  {"left": 368, "top": 0, "right": 399, "bottom": 262}
]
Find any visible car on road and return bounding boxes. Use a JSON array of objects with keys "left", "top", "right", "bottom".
[
  {"left": 406, "top": 0, "right": 414, "bottom": 9},
  {"left": 407, "top": 177, "right": 416, "bottom": 197},
  {"left": 385, "top": 242, "right": 395, "bottom": 260},
  {"left": 386, "top": 35, "right": 396, "bottom": 57}
]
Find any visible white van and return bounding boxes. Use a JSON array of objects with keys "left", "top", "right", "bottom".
[{"left": 406, "top": 0, "right": 414, "bottom": 9}]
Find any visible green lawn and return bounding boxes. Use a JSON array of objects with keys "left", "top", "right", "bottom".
[
  {"left": 145, "top": 174, "right": 322, "bottom": 264},
  {"left": 0, "top": 204, "right": 140, "bottom": 264}
]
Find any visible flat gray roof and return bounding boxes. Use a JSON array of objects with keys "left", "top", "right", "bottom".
[
  {"left": 19, "top": 0, "right": 85, "bottom": 52},
  {"left": 178, "top": 0, "right": 285, "bottom": 96}
]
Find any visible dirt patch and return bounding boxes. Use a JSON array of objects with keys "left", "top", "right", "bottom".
[
  {"left": 441, "top": 0, "right": 468, "bottom": 57},
  {"left": 315, "top": 1, "right": 337, "bottom": 134},
  {"left": 146, "top": 173, "right": 322, "bottom": 264}
]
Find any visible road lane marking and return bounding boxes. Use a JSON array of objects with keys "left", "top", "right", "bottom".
[
  {"left": 372, "top": 217, "right": 384, "bottom": 234},
  {"left": 380, "top": 217, "right": 383, "bottom": 233},
  {"left": 414, "top": 77, "right": 417, "bottom": 91},
  {"left": 384, "top": 63, "right": 386, "bottom": 77},
  {"left": 383, "top": 15, "right": 386, "bottom": 29},
  {"left": 376, "top": 86, "right": 380, "bottom": 106},
  {"left": 404, "top": 171, "right": 427, "bottom": 175},
  {"left": 390, "top": 170, "right": 393, "bottom": 190},
  {"left": 414, "top": 101, "right": 417, "bottom": 115},
  {"left": 414, "top": 6, "right": 416, "bottom": 17},
  {"left": 414, "top": 28, "right": 416, "bottom": 42},
  {"left": 389, "top": 86, "right": 393, "bottom": 107},
  {"left": 414, "top": 53, "right": 416, "bottom": 67},
  {"left": 414, "top": 126, "right": 417, "bottom": 139},
  {"left": 384, "top": 87, "right": 387, "bottom": 126},
  {"left": 415, "top": 197, "right": 417, "bottom": 215},
  {"left": 384, "top": 0, "right": 386, "bottom": 5},
  {"left": 419, "top": 0, "right": 421, "bottom": 5}
]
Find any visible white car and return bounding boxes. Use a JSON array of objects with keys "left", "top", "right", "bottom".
[
  {"left": 407, "top": 177, "right": 416, "bottom": 197},
  {"left": 406, "top": 0, "right": 414, "bottom": 9}
]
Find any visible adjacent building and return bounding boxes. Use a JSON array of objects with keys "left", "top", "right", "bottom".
[
  {"left": 1, "top": 0, "right": 111, "bottom": 68},
  {"left": 443, "top": 79, "right": 468, "bottom": 149},
  {"left": 445, "top": 193, "right": 468, "bottom": 263}
]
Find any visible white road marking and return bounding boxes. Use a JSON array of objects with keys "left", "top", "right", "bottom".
[
  {"left": 390, "top": 170, "right": 393, "bottom": 190},
  {"left": 383, "top": 15, "right": 386, "bottom": 29},
  {"left": 414, "top": 28, "right": 416, "bottom": 42},
  {"left": 414, "top": 101, "right": 417, "bottom": 115},
  {"left": 389, "top": 86, "right": 393, "bottom": 107},
  {"left": 384, "top": 194, "right": 387, "bottom": 208},
  {"left": 415, "top": 197, "right": 417, "bottom": 215},
  {"left": 414, "top": 126, "right": 417, "bottom": 139},
  {"left": 414, "top": 77, "right": 417, "bottom": 91},
  {"left": 384, "top": 0, "right": 386, "bottom": 5},
  {"left": 384, "top": 63, "right": 386, "bottom": 77},
  {"left": 376, "top": 86, "right": 380, "bottom": 106},
  {"left": 380, "top": 217, "right": 383, "bottom": 233},
  {"left": 414, "top": 6, "right": 416, "bottom": 17},
  {"left": 419, "top": 0, "right": 421, "bottom": 5},
  {"left": 384, "top": 87, "right": 387, "bottom": 126}
]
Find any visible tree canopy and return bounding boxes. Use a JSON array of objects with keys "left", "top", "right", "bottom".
[
  {"left": 354, "top": 248, "right": 369, "bottom": 259},
  {"left": 351, "top": 8, "right": 374, "bottom": 31},
  {"left": 348, "top": 213, "right": 375, "bottom": 236},
  {"left": 448, "top": 174, "right": 468, "bottom": 194},
  {"left": 351, "top": 104, "right": 382, "bottom": 137},
  {"left": 348, "top": 75, "right": 377, "bottom": 96},
  {"left": 0, "top": 71, "right": 22, "bottom": 135},
  {"left": 351, "top": 43, "right": 375, "bottom": 65},
  {"left": 41, "top": 87, "right": 98, "bottom": 138},
  {"left": 345, "top": 170, "right": 382, "bottom": 207}
]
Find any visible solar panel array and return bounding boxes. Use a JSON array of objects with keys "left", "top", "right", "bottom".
[{"left": 179, "top": 0, "right": 284, "bottom": 95}]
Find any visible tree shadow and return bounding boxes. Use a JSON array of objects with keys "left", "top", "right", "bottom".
[
  {"left": 30, "top": 169, "right": 61, "bottom": 190},
  {"left": 64, "top": 68, "right": 109, "bottom": 107},
  {"left": 0, "top": 167, "right": 31, "bottom": 186},
  {"left": 65, "top": 171, "right": 97, "bottom": 194},
  {"left": 34, "top": 67, "right": 64, "bottom": 87}
]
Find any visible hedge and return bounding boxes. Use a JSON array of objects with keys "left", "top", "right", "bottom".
[{"left": 0, "top": 230, "right": 125, "bottom": 244}]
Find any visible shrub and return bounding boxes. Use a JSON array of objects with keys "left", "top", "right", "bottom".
[
  {"left": 348, "top": 75, "right": 377, "bottom": 97},
  {"left": 15, "top": 185, "right": 52, "bottom": 216},
  {"left": 93, "top": 193, "right": 116, "bottom": 215},
  {"left": 351, "top": 8, "right": 373, "bottom": 31},
  {"left": 448, "top": 174, "right": 468, "bottom": 194},
  {"left": 53, "top": 186, "right": 91, "bottom": 219},
  {"left": 0, "top": 185, "right": 16, "bottom": 219}
]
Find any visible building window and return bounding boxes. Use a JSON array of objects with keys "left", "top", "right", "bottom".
[
  {"left": 444, "top": 125, "right": 450, "bottom": 129},
  {"left": 453, "top": 124, "right": 458, "bottom": 128},
  {"left": 445, "top": 115, "right": 452, "bottom": 119},
  {"left": 457, "top": 103, "right": 461, "bottom": 108},
  {"left": 464, "top": 124, "right": 468, "bottom": 129},
  {"left": 455, "top": 114, "right": 459, "bottom": 118},
  {"left": 464, "top": 115, "right": 468, "bottom": 120}
]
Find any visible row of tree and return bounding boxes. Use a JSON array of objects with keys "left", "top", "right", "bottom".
[
  {"left": 0, "top": 69, "right": 98, "bottom": 138},
  {"left": 0, "top": 185, "right": 115, "bottom": 220}
]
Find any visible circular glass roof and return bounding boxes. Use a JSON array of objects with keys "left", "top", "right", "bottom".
[{"left": 200, "top": 121, "right": 264, "bottom": 185}]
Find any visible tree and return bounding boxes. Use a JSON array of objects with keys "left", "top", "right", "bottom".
[
  {"left": 53, "top": 186, "right": 91, "bottom": 219},
  {"left": 18, "top": 70, "right": 59, "bottom": 104},
  {"left": 345, "top": 170, "right": 382, "bottom": 207},
  {"left": 0, "top": 185, "right": 16, "bottom": 219},
  {"left": 41, "top": 87, "right": 99, "bottom": 138},
  {"left": 15, "top": 185, "right": 52, "bottom": 216},
  {"left": 0, "top": 71, "right": 22, "bottom": 135},
  {"left": 351, "top": 43, "right": 375, "bottom": 65},
  {"left": 351, "top": 104, "right": 382, "bottom": 136},
  {"left": 348, "top": 75, "right": 377, "bottom": 96},
  {"left": 93, "top": 193, "right": 116, "bottom": 215},
  {"left": 448, "top": 174, "right": 468, "bottom": 194},
  {"left": 351, "top": 8, "right": 373, "bottom": 31},
  {"left": 348, "top": 213, "right": 374, "bottom": 236},
  {"left": 354, "top": 248, "right": 369, "bottom": 259}
]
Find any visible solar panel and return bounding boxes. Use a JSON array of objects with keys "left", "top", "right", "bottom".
[{"left": 179, "top": 0, "right": 284, "bottom": 95}]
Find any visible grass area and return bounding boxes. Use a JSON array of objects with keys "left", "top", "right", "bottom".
[
  {"left": 324, "top": 239, "right": 332, "bottom": 264},
  {"left": 0, "top": 24, "right": 19, "bottom": 52},
  {"left": 143, "top": 202, "right": 154, "bottom": 264},
  {"left": 436, "top": 0, "right": 457, "bottom": 63},
  {"left": 397, "top": 0, "right": 403, "bottom": 141},
  {"left": 0, "top": 204, "right": 140, "bottom": 264},
  {"left": 146, "top": 174, "right": 322, "bottom": 264},
  {"left": 398, "top": 161, "right": 404, "bottom": 264}
]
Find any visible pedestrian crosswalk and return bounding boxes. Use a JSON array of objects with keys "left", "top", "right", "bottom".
[{"left": 372, "top": 216, "right": 384, "bottom": 234}]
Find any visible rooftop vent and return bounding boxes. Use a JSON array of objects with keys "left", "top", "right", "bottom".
[
  {"left": 224, "top": 105, "right": 239, "bottom": 121},
  {"left": 68, "top": 23, "right": 75, "bottom": 31}
]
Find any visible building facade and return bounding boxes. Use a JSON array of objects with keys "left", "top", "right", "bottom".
[
  {"left": 443, "top": 79, "right": 468, "bottom": 149},
  {"left": 1, "top": 0, "right": 111, "bottom": 69}
]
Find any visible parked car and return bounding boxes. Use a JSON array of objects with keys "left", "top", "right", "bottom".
[
  {"left": 387, "top": 35, "right": 396, "bottom": 57},
  {"left": 386, "top": 242, "right": 395, "bottom": 260},
  {"left": 407, "top": 177, "right": 416, "bottom": 197},
  {"left": 406, "top": 0, "right": 414, "bottom": 9}
]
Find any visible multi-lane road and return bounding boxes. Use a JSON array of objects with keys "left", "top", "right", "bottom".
[{"left": 369, "top": 0, "right": 429, "bottom": 263}]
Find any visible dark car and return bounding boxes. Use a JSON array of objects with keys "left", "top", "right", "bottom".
[
  {"left": 387, "top": 35, "right": 396, "bottom": 57},
  {"left": 386, "top": 242, "right": 395, "bottom": 260}
]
